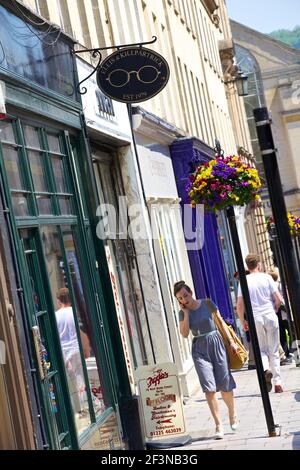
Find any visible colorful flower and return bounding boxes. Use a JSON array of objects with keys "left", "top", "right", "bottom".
[
  {"left": 187, "top": 155, "right": 262, "bottom": 211},
  {"left": 266, "top": 212, "right": 300, "bottom": 237}
]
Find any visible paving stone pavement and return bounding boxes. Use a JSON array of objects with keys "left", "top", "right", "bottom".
[{"left": 172, "top": 363, "right": 300, "bottom": 450}]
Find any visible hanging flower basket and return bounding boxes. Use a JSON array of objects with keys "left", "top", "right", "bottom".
[
  {"left": 187, "top": 155, "right": 261, "bottom": 211},
  {"left": 266, "top": 212, "right": 300, "bottom": 237}
]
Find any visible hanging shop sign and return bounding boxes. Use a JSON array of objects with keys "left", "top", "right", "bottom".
[
  {"left": 135, "top": 363, "right": 186, "bottom": 441},
  {"left": 96, "top": 47, "right": 170, "bottom": 103}
]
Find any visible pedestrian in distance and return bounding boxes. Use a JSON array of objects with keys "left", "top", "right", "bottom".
[
  {"left": 174, "top": 280, "right": 239, "bottom": 440},
  {"left": 268, "top": 270, "right": 293, "bottom": 365},
  {"left": 236, "top": 254, "right": 284, "bottom": 393}
]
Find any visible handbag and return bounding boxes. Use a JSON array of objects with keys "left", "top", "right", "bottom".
[{"left": 205, "top": 299, "right": 248, "bottom": 370}]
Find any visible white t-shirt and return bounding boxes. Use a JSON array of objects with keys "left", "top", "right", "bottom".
[
  {"left": 237, "top": 272, "right": 278, "bottom": 317},
  {"left": 55, "top": 306, "right": 79, "bottom": 360}
]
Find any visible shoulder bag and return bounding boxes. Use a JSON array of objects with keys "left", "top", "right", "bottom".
[{"left": 205, "top": 299, "right": 248, "bottom": 370}]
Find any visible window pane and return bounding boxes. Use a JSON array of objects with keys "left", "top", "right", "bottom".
[
  {"left": 40, "top": 226, "right": 92, "bottom": 436},
  {"left": 2, "top": 145, "right": 23, "bottom": 189},
  {"left": 47, "top": 134, "right": 61, "bottom": 153},
  {"left": 36, "top": 195, "right": 52, "bottom": 215},
  {"left": 59, "top": 196, "right": 72, "bottom": 215},
  {"left": 61, "top": 226, "right": 107, "bottom": 418},
  {"left": 12, "top": 194, "right": 29, "bottom": 216},
  {"left": 52, "top": 156, "right": 67, "bottom": 193},
  {"left": 28, "top": 150, "right": 48, "bottom": 192},
  {"left": 0, "top": 121, "right": 15, "bottom": 144},
  {"left": 23, "top": 125, "right": 41, "bottom": 149}
]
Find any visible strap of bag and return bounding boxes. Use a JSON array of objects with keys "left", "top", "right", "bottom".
[
  {"left": 205, "top": 299, "right": 219, "bottom": 328},
  {"left": 205, "top": 299, "right": 230, "bottom": 345}
]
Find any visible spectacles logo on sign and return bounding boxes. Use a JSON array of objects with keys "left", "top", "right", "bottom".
[{"left": 97, "top": 47, "right": 170, "bottom": 103}]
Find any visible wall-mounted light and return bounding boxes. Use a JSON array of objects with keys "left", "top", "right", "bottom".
[{"left": 225, "top": 71, "right": 248, "bottom": 97}]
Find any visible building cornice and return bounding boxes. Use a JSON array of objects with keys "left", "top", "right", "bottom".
[
  {"left": 261, "top": 64, "right": 300, "bottom": 81},
  {"left": 132, "top": 106, "right": 185, "bottom": 144}
]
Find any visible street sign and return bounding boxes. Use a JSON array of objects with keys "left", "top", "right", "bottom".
[{"left": 97, "top": 47, "right": 170, "bottom": 103}]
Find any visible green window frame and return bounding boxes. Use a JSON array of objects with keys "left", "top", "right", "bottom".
[{"left": 0, "top": 115, "right": 118, "bottom": 448}]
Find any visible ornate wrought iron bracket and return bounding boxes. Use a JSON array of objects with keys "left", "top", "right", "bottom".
[{"left": 72, "top": 36, "right": 157, "bottom": 95}]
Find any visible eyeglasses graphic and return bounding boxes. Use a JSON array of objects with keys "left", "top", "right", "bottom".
[{"left": 106, "top": 65, "right": 162, "bottom": 88}]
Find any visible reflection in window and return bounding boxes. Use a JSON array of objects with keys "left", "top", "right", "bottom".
[
  {"left": 0, "top": 121, "right": 15, "bottom": 143},
  {"left": 2, "top": 146, "right": 23, "bottom": 189},
  {"left": 47, "top": 134, "right": 61, "bottom": 153},
  {"left": 12, "top": 193, "right": 29, "bottom": 216},
  {"left": 52, "top": 156, "right": 67, "bottom": 193},
  {"left": 61, "top": 226, "right": 107, "bottom": 418},
  {"left": 36, "top": 195, "right": 52, "bottom": 215},
  {"left": 28, "top": 151, "right": 48, "bottom": 193},
  {"left": 40, "top": 225, "right": 91, "bottom": 436},
  {"left": 23, "top": 125, "right": 41, "bottom": 149}
]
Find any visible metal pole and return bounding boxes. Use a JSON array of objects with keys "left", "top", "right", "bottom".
[
  {"left": 226, "top": 205, "right": 277, "bottom": 437},
  {"left": 254, "top": 107, "right": 300, "bottom": 341}
]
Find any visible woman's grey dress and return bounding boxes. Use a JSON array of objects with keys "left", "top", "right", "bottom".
[{"left": 179, "top": 300, "right": 236, "bottom": 393}]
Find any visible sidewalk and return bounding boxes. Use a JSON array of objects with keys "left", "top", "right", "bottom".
[{"left": 174, "top": 363, "right": 300, "bottom": 450}]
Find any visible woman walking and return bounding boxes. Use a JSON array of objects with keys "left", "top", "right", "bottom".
[{"left": 174, "top": 280, "right": 239, "bottom": 439}]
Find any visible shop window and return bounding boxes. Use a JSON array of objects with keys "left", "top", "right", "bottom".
[
  {"left": 27, "top": 150, "right": 48, "bottom": 193},
  {"left": 58, "top": 196, "right": 72, "bottom": 215},
  {"left": 23, "top": 125, "right": 41, "bottom": 150},
  {"left": 3, "top": 146, "right": 23, "bottom": 189},
  {"left": 40, "top": 225, "right": 92, "bottom": 435},
  {"left": 40, "top": 225, "right": 107, "bottom": 435},
  {"left": 11, "top": 193, "right": 29, "bottom": 216},
  {"left": 61, "top": 226, "right": 107, "bottom": 418},
  {"left": 52, "top": 156, "right": 67, "bottom": 193},
  {"left": 0, "top": 120, "right": 30, "bottom": 216},
  {"left": 36, "top": 195, "right": 52, "bottom": 215},
  {"left": 1, "top": 122, "right": 76, "bottom": 217}
]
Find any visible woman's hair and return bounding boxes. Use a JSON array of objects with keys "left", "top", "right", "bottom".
[
  {"left": 56, "top": 287, "right": 70, "bottom": 305},
  {"left": 173, "top": 281, "right": 192, "bottom": 296}
]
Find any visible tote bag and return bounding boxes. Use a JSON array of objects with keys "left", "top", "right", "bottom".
[{"left": 205, "top": 299, "right": 248, "bottom": 370}]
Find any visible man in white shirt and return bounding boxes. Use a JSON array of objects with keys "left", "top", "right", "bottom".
[
  {"left": 56, "top": 288, "right": 85, "bottom": 412},
  {"left": 236, "top": 254, "right": 283, "bottom": 393}
]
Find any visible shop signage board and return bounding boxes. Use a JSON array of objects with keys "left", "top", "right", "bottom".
[
  {"left": 135, "top": 363, "right": 186, "bottom": 441},
  {"left": 97, "top": 47, "right": 170, "bottom": 103}
]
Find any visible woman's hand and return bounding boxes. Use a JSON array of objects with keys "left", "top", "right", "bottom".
[{"left": 229, "top": 341, "right": 239, "bottom": 355}]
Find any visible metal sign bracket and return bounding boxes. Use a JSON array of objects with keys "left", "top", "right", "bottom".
[{"left": 72, "top": 36, "right": 157, "bottom": 95}]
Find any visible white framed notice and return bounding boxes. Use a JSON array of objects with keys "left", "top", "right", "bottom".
[{"left": 135, "top": 363, "right": 186, "bottom": 441}]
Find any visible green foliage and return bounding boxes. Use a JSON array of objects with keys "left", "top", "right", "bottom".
[{"left": 269, "top": 25, "right": 300, "bottom": 49}]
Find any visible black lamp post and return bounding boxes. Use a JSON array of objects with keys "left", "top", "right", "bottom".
[
  {"left": 253, "top": 107, "right": 300, "bottom": 343},
  {"left": 214, "top": 140, "right": 277, "bottom": 437}
]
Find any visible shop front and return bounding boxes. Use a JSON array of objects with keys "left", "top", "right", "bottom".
[{"left": 0, "top": 2, "right": 129, "bottom": 450}]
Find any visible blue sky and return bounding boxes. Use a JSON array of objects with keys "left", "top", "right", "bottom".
[{"left": 226, "top": 0, "right": 299, "bottom": 33}]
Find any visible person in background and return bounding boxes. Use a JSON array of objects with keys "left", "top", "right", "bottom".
[
  {"left": 56, "top": 287, "right": 85, "bottom": 414},
  {"left": 174, "top": 280, "right": 239, "bottom": 440},
  {"left": 236, "top": 254, "right": 284, "bottom": 393},
  {"left": 268, "top": 270, "right": 293, "bottom": 365}
]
